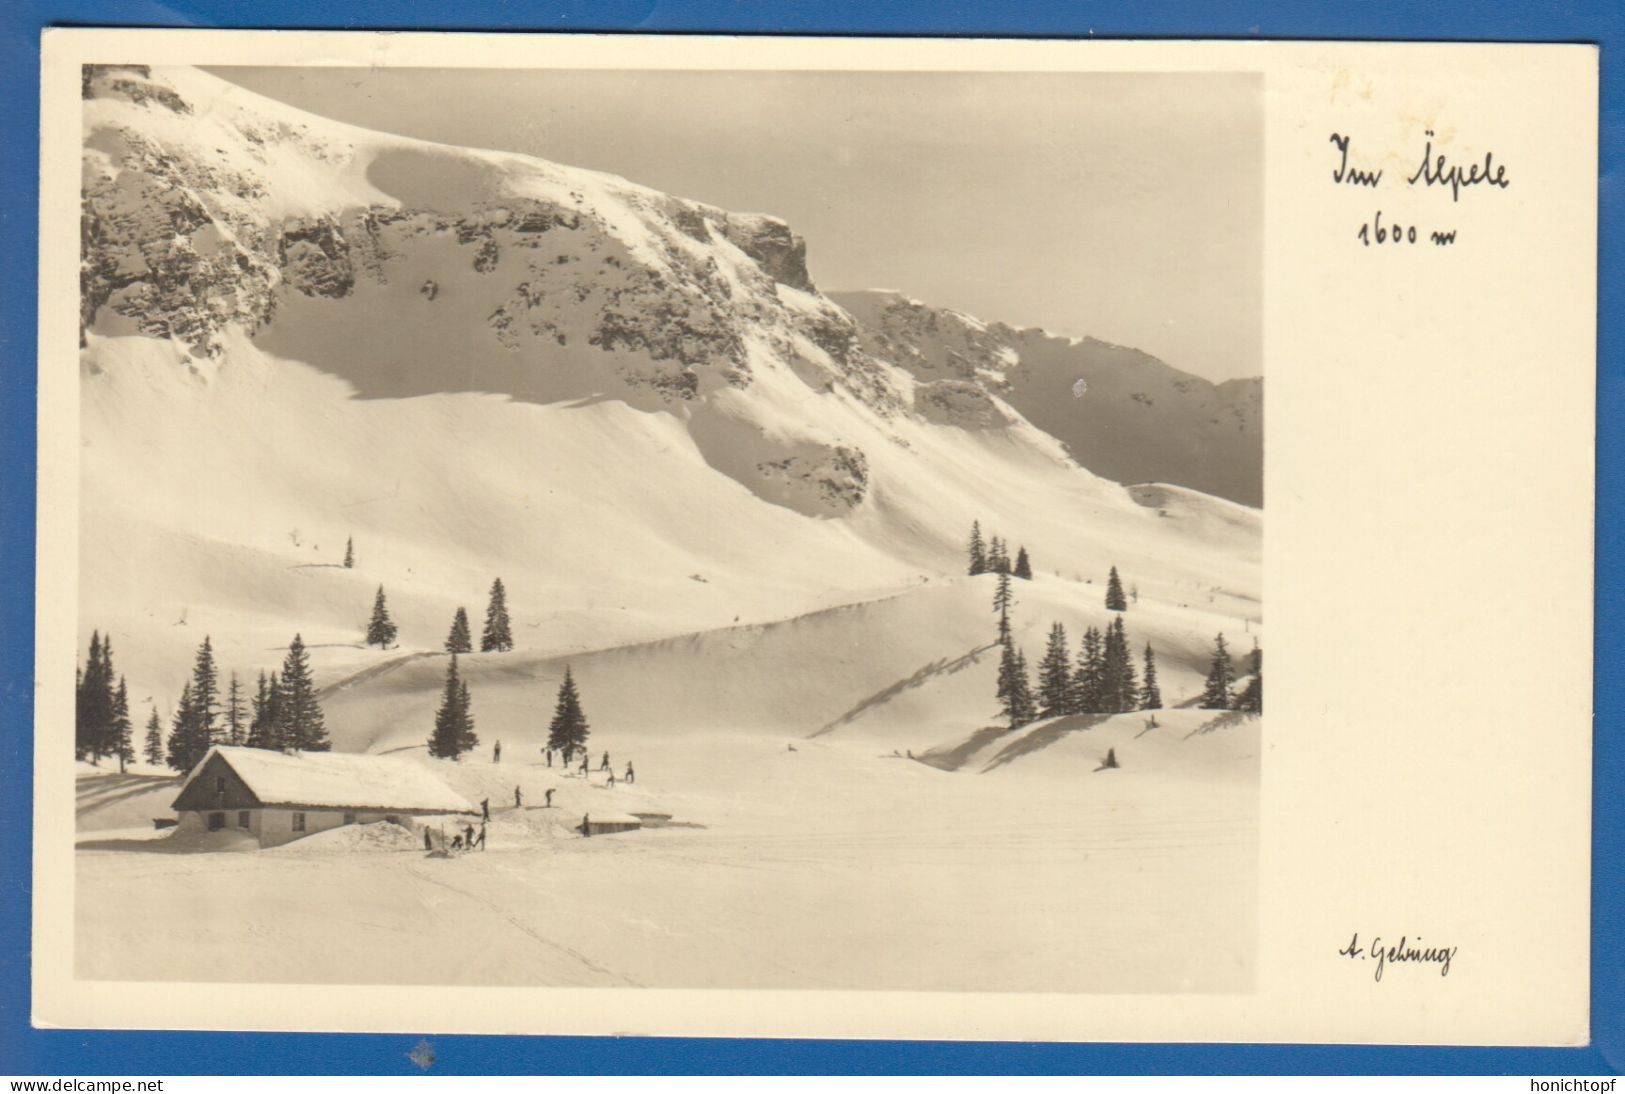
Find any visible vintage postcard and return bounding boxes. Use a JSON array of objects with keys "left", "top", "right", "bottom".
[{"left": 33, "top": 30, "right": 1595, "bottom": 1043}]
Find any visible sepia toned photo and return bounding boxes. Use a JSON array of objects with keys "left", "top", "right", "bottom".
[
  {"left": 36, "top": 30, "right": 1595, "bottom": 1046},
  {"left": 69, "top": 61, "right": 1262, "bottom": 993}
]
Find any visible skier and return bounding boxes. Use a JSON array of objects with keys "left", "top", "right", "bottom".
[
  {"left": 607, "top": 771, "right": 617, "bottom": 788},
  {"left": 474, "top": 823, "right": 486, "bottom": 851},
  {"left": 580, "top": 755, "right": 589, "bottom": 776},
  {"left": 423, "top": 828, "right": 433, "bottom": 852},
  {"left": 451, "top": 834, "right": 463, "bottom": 851},
  {"left": 624, "top": 761, "right": 634, "bottom": 785},
  {"left": 514, "top": 785, "right": 523, "bottom": 809},
  {"left": 544, "top": 788, "right": 554, "bottom": 808},
  {"left": 580, "top": 813, "right": 592, "bottom": 838},
  {"left": 480, "top": 797, "right": 490, "bottom": 822},
  {"left": 600, "top": 750, "right": 610, "bottom": 772},
  {"left": 545, "top": 748, "right": 553, "bottom": 768},
  {"left": 463, "top": 823, "right": 475, "bottom": 849},
  {"left": 493, "top": 740, "right": 502, "bottom": 764}
]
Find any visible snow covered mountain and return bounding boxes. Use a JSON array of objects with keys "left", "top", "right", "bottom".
[
  {"left": 830, "top": 291, "right": 1263, "bottom": 506},
  {"left": 78, "top": 64, "right": 1261, "bottom": 737}
]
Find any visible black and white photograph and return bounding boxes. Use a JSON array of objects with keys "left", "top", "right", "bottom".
[{"left": 67, "top": 58, "right": 1265, "bottom": 995}]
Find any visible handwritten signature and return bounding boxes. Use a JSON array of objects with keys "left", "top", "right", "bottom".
[{"left": 1339, "top": 932, "right": 1458, "bottom": 982}]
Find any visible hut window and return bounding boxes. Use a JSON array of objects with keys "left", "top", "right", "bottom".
[
  {"left": 292, "top": 812, "right": 306, "bottom": 832},
  {"left": 343, "top": 814, "right": 357, "bottom": 825},
  {"left": 214, "top": 776, "right": 226, "bottom": 793},
  {"left": 207, "top": 812, "right": 225, "bottom": 831},
  {"left": 237, "top": 811, "right": 250, "bottom": 829}
]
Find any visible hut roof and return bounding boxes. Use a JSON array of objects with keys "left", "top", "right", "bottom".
[{"left": 175, "top": 746, "right": 474, "bottom": 814}]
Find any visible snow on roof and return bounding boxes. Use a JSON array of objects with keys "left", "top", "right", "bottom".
[{"left": 190, "top": 746, "right": 475, "bottom": 814}]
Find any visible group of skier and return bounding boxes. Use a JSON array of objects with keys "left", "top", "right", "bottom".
[
  {"left": 543, "top": 746, "right": 634, "bottom": 787},
  {"left": 425, "top": 745, "right": 638, "bottom": 855}
]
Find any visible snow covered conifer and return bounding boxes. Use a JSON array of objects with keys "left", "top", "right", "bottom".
[
  {"left": 247, "top": 670, "right": 278, "bottom": 749},
  {"left": 992, "top": 571, "right": 1015, "bottom": 646},
  {"left": 482, "top": 578, "right": 514, "bottom": 652},
  {"left": 166, "top": 682, "right": 209, "bottom": 772},
  {"left": 1100, "top": 615, "right": 1137, "bottom": 712},
  {"left": 459, "top": 680, "right": 476, "bottom": 747},
  {"left": 1011, "top": 649, "right": 1037, "bottom": 727},
  {"left": 1013, "top": 547, "right": 1033, "bottom": 581},
  {"left": 224, "top": 672, "right": 246, "bottom": 745},
  {"left": 1105, "top": 566, "right": 1128, "bottom": 611},
  {"left": 428, "top": 654, "right": 478, "bottom": 759},
  {"left": 343, "top": 536, "right": 354, "bottom": 569},
  {"left": 366, "top": 585, "right": 398, "bottom": 648},
  {"left": 278, "top": 634, "right": 329, "bottom": 750},
  {"left": 1140, "top": 643, "right": 1163, "bottom": 710},
  {"left": 142, "top": 707, "right": 163, "bottom": 766},
  {"left": 1073, "top": 627, "right": 1104, "bottom": 714},
  {"left": 111, "top": 676, "right": 133, "bottom": 772},
  {"left": 995, "top": 642, "right": 1021, "bottom": 726},
  {"left": 189, "top": 636, "right": 219, "bottom": 745},
  {"left": 546, "top": 666, "right": 591, "bottom": 756},
  {"left": 1234, "top": 672, "right": 1263, "bottom": 714},
  {"left": 967, "top": 521, "right": 987, "bottom": 576},
  {"left": 1200, "top": 632, "right": 1236, "bottom": 709},
  {"left": 76, "top": 631, "right": 116, "bottom": 762},
  {"left": 445, "top": 606, "right": 473, "bottom": 654},
  {"left": 988, "top": 536, "right": 1010, "bottom": 574},
  {"left": 1037, "top": 622, "right": 1073, "bottom": 717}
]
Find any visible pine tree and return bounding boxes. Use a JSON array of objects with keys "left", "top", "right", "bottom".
[
  {"left": 111, "top": 676, "right": 133, "bottom": 772},
  {"left": 428, "top": 654, "right": 479, "bottom": 759},
  {"left": 75, "top": 632, "right": 115, "bottom": 762},
  {"left": 366, "top": 585, "right": 398, "bottom": 648},
  {"left": 74, "top": 634, "right": 97, "bottom": 760},
  {"left": 482, "top": 578, "right": 514, "bottom": 652},
  {"left": 1200, "top": 632, "right": 1236, "bottom": 709},
  {"left": 988, "top": 536, "right": 1010, "bottom": 574},
  {"left": 247, "top": 670, "right": 279, "bottom": 749},
  {"left": 1037, "top": 622, "right": 1073, "bottom": 717},
  {"left": 1140, "top": 643, "right": 1164, "bottom": 710},
  {"left": 277, "top": 635, "right": 329, "bottom": 750},
  {"left": 995, "top": 642, "right": 1028, "bottom": 729},
  {"left": 95, "top": 635, "right": 119, "bottom": 759},
  {"left": 445, "top": 607, "right": 473, "bottom": 654},
  {"left": 1013, "top": 546, "right": 1033, "bottom": 581},
  {"left": 1011, "top": 649, "right": 1037, "bottom": 727},
  {"left": 1100, "top": 615, "right": 1137, "bottom": 712},
  {"left": 74, "top": 665, "right": 84, "bottom": 760},
  {"left": 546, "top": 666, "right": 591, "bottom": 756},
  {"left": 224, "top": 672, "right": 247, "bottom": 745},
  {"left": 165, "top": 682, "right": 210, "bottom": 773},
  {"left": 1234, "top": 673, "right": 1263, "bottom": 714},
  {"left": 1105, "top": 566, "right": 1128, "bottom": 611},
  {"left": 189, "top": 636, "right": 219, "bottom": 747},
  {"left": 343, "top": 536, "right": 355, "bottom": 569},
  {"left": 142, "top": 707, "right": 163, "bottom": 766},
  {"left": 967, "top": 521, "right": 987, "bottom": 576},
  {"left": 1072, "top": 626, "right": 1105, "bottom": 714},
  {"left": 992, "top": 571, "right": 1015, "bottom": 646}
]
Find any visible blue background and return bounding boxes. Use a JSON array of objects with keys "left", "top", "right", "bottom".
[{"left": 1, "top": 0, "right": 1618, "bottom": 1076}]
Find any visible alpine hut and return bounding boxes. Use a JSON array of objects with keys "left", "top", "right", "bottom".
[{"left": 170, "top": 745, "right": 475, "bottom": 849}]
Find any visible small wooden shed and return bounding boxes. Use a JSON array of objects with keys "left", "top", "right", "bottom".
[{"left": 170, "top": 745, "right": 475, "bottom": 849}]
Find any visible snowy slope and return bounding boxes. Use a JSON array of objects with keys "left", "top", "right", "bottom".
[
  {"left": 79, "top": 65, "right": 1260, "bottom": 765},
  {"left": 831, "top": 290, "right": 1264, "bottom": 506}
]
